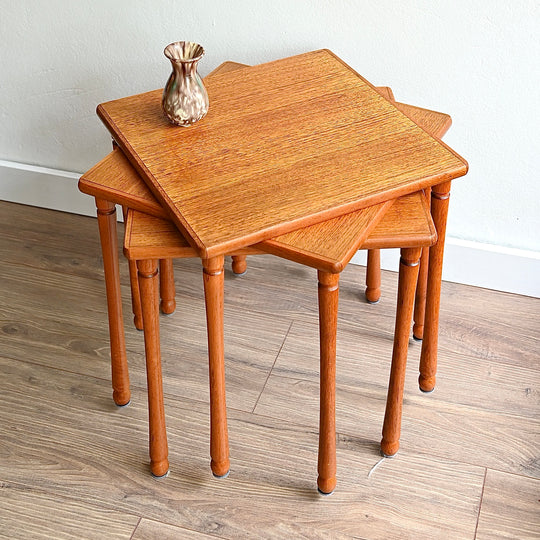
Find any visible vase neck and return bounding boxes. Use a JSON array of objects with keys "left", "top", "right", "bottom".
[{"left": 171, "top": 60, "right": 199, "bottom": 78}]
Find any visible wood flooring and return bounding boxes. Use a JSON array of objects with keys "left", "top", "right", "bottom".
[{"left": 0, "top": 200, "right": 538, "bottom": 539}]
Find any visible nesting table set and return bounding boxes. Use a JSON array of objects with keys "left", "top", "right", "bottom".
[{"left": 79, "top": 50, "right": 467, "bottom": 494}]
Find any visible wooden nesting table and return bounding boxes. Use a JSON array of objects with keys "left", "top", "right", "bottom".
[{"left": 88, "top": 49, "right": 467, "bottom": 489}]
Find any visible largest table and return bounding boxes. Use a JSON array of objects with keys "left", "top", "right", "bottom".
[{"left": 97, "top": 49, "right": 467, "bottom": 258}]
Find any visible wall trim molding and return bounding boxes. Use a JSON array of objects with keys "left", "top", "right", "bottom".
[{"left": 2, "top": 159, "right": 539, "bottom": 298}]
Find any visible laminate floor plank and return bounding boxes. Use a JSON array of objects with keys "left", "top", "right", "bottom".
[
  {"left": 0, "top": 483, "right": 139, "bottom": 540},
  {"left": 1, "top": 201, "right": 538, "bottom": 538},
  {"left": 254, "top": 320, "right": 539, "bottom": 478},
  {"left": 131, "top": 518, "right": 222, "bottom": 539},
  {"left": 3, "top": 199, "right": 538, "bottom": 372},
  {"left": 0, "top": 355, "right": 483, "bottom": 539},
  {"left": 475, "top": 469, "right": 540, "bottom": 539},
  {"left": 0, "top": 261, "right": 290, "bottom": 414}
]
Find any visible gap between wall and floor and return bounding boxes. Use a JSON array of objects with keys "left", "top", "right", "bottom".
[{"left": 1, "top": 159, "right": 538, "bottom": 298}]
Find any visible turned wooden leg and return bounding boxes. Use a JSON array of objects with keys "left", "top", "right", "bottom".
[
  {"left": 159, "top": 259, "right": 176, "bottom": 315},
  {"left": 365, "top": 249, "right": 381, "bottom": 303},
  {"left": 231, "top": 255, "right": 247, "bottom": 275},
  {"left": 127, "top": 259, "right": 144, "bottom": 330},
  {"left": 317, "top": 271, "right": 340, "bottom": 495},
  {"left": 419, "top": 181, "right": 452, "bottom": 393},
  {"left": 381, "top": 247, "right": 422, "bottom": 457},
  {"left": 412, "top": 188, "right": 431, "bottom": 341},
  {"left": 95, "top": 198, "right": 130, "bottom": 406},
  {"left": 137, "top": 258, "right": 169, "bottom": 477},
  {"left": 412, "top": 246, "right": 429, "bottom": 340},
  {"left": 202, "top": 256, "right": 230, "bottom": 478},
  {"left": 121, "top": 206, "right": 144, "bottom": 331}
]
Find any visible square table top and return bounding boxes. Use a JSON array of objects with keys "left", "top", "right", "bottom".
[{"left": 97, "top": 49, "right": 467, "bottom": 258}]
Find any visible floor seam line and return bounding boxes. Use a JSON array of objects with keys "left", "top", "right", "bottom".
[
  {"left": 251, "top": 320, "right": 294, "bottom": 414},
  {"left": 473, "top": 467, "right": 488, "bottom": 539}
]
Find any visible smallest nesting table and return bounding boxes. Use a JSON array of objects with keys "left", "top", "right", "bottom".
[{"left": 123, "top": 188, "right": 435, "bottom": 493}]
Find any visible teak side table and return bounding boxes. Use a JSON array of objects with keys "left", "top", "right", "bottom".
[
  {"left": 96, "top": 49, "right": 467, "bottom": 396},
  {"left": 123, "top": 189, "right": 435, "bottom": 493},
  {"left": 84, "top": 50, "right": 468, "bottom": 488}
]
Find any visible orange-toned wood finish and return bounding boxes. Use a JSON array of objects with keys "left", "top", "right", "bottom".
[
  {"left": 123, "top": 188, "right": 436, "bottom": 492},
  {"left": 419, "top": 181, "right": 452, "bottom": 392},
  {"left": 365, "top": 249, "right": 381, "bottom": 303},
  {"left": 202, "top": 256, "right": 230, "bottom": 478},
  {"left": 78, "top": 61, "right": 249, "bottom": 406},
  {"left": 127, "top": 258, "right": 144, "bottom": 330},
  {"left": 381, "top": 247, "right": 423, "bottom": 457},
  {"left": 317, "top": 271, "right": 339, "bottom": 495},
  {"left": 413, "top": 242, "right": 430, "bottom": 340},
  {"left": 121, "top": 205, "right": 144, "bottom": 331},
  {"left": 82, "top": 52, "right": 467, "bottom": 488},
  {"left": 97, "top": 49, "right": 467, "bottom": 258},
  {"left": 95, "top": 198, "right": 130, "bottom": 406},
  {"left": 231, "top": 255, "right": 247, "bottom": 275},
  {"left": 364, "top": 99, "right": 452, "bottom": 305},
  {"left": 136, "top": 258, "right": 169, "bottom": 477},
  {"left": 158, "top": 259, "right": 176, "bottom": 315}
]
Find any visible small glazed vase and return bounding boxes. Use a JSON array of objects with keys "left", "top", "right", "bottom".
[{"left": 161, "top": 41, "right": 209, "bottom": 127}]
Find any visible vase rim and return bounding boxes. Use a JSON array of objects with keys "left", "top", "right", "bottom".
[{"left": 164, "top": 41, "right": 205, "bottom": 63}]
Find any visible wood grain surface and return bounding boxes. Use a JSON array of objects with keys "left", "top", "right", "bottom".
[
  {"left": 1, "top": 201, "right": 537, "bottom": 539},
  {"left": 97, "top": 49, "right": 467, "bottom": 257}
]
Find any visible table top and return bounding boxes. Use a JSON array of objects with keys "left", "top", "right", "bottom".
[{"left": 97, "top": 49, "right": 467, "bottom": 258}]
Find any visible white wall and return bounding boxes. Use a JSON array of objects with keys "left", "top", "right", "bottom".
[{"left": 1, "top": 1, "right": 539, "bottom": 294}]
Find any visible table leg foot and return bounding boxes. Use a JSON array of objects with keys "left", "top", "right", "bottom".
[
  {"left": 365, "top": 249, "right": 381, "bottom": 303},
  {"left": 419, "top": 377, "right": 436, "bottom": 393},
  {"left": 115, "top": 399, "right": 131, "bottom": 408},
  {"left": 212, "top": 468, "right": 230, "bottom": 479},
  {"left": 151, "top": 468, "right": 170, "bottom": 479},
  {"left": 231, "top": 255, "right": 247, "bottom": 275}
]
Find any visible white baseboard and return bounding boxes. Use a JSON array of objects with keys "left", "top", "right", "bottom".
[
  {"left": 0, "top": 159, "right": 96, "bottom": 217},
  {"left": 350, "top": 241, "right": 540, "bottom": 298},
  {"left": 2, "top": 159, "right": 539, "bottom": 298}
]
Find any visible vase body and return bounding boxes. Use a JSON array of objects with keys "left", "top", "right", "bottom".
[{"left": 162, "top": 41, "right": 209, "bottom": 127}]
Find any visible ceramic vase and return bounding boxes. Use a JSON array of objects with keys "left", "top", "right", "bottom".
[{"left": 162, "top": 41, "right": 209, "bottom": 127}]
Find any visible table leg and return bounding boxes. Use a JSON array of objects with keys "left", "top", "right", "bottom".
[
  {"left": 381, "top": 247, "right": 422, "bottom": 457},
  {"left": 317, "top": 270, "right": 339, "bottom": 495},
  {"left": 412, "top": 187, "right": 431, "bottom": 341},
  {"left": 159, "top": 259, "right": 176, "bottom": 314},
  {"left": 137, "top": 258, "right": 169, "bottom": 477},
  {"left": 419, "top": 181, "right": 452, "bottom": 393},
  {"left": 95, "top": 198, "right": 131, "bottom": 406},
  {"left": 127, "top": 259, "right": 144, "bottom": 330},
  {"left": 202, "top": 255, "right": 230, "bottom": 478},
  {"left": 365, "top": 249, "right": 381, "bottom": 303},
  {"left": 231, "top": 255, "right": 247, "bottom": 275},
  {"left": 121, "top": 206, "right": 144, "bottom": 331},
  {"left": 412, "top": 246, "right": 429, "bottom": 340}
]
